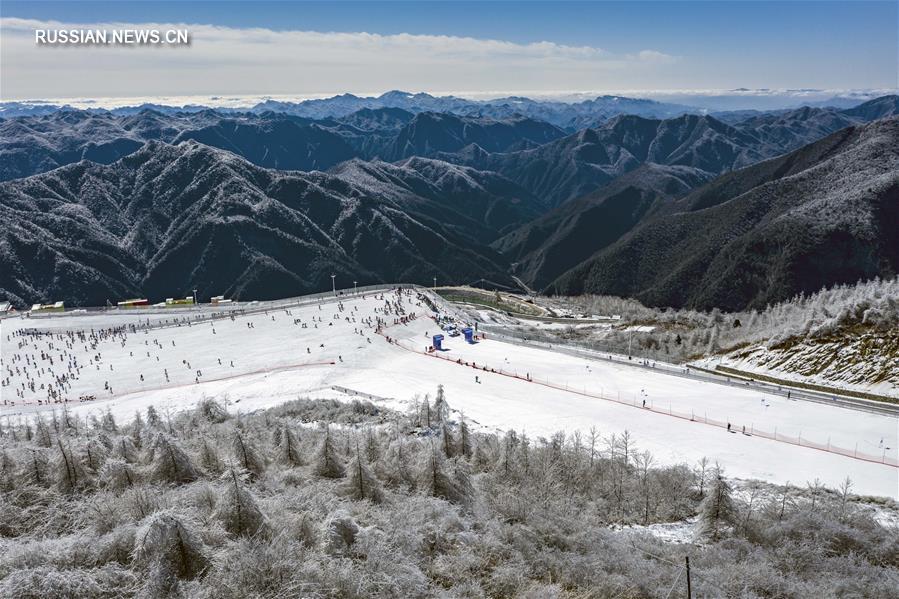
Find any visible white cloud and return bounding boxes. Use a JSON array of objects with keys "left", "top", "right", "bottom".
[{"left": 0, "top": 17, "right": 680, "bottom": 100}]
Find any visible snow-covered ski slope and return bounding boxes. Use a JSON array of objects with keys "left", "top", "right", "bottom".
[{"left": 2, "top": 289, "right": 897, "bottom": 498}]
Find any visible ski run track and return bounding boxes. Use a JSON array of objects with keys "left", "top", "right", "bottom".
[{"left": 2, "top": 288, "right": 897, "bottom": 499}]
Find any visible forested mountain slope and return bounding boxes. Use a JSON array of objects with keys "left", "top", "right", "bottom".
[
  {"left": 0, "top": 141, "right": 523, "bottom": 307},
  {"left": 548, "top": 118, "right": 899, "bottom": 311}
]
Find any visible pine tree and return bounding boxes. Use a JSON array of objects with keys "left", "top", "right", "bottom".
[
  {"left": 273, "top": 426, "right": 304, "bottom": 466},
  {"left": 433, "top": 385, "right": 450, "bottom": 422},
  {"left": 100, "top": 410, "right": 118, "bottom": 433},
  {"left": 54, "top": 439, "right": 93, "bottom": 494},
  {"left": 696, "top": 468, "right": 736, "bottom": 541},
  {"left": 378, "top": 436, "right": 416, "bottom": 489},
  {"left": 146, "top": 406, "right": 162, "bottom": 429},
  {"left": 114, "top": 435, "right": 140, "bottom": 463},
  {"left": 100, "top": 457, "right": 138, "bottom": 491},
  {"left": 343, "top": 442, "right": 384, "bottom": 503},
  {"left": 198, "top": 437, "right": 223, "bottom": 474},
  {"left": 313, "top": 425, "right": 345, "bottom": 478},
  {"left": 495, "top": 431, "right": 519, "bottom": 480},
  {"left": 148, "top": 434, "right": 200, "bottom": 484},
  {"left": 79, "top": 437, "right": 109, "bottom": 475},
  {"left": 215, "top": 466, "right": 267, "bottom": 536},
  {"left": 364, "top": 427, "right": 380, "bottom": 463},
  {"left": 0, "top": 450, "right": 16, "bottom": 492},
  {"left": 231, "top": 430, "right": 266, "bottom": 477},
  {"left": 34, "top": 416, "right": 53, "bottom": 448},
  {"left": 458, "top": 414, "right": 473, "bottom": 459},
  {"left": 419, "top": 395, "right": 433, "bottom": 428},
  {"left": 131, "top": 411, "right": 144, "bottom": 447},
  {"left": 196, "top": 399, "right": 229, "bottom": 423},
  {"left": 440, "top": 422, "right": 456, "bottom": 458},
  {"left": 24, "top": 449, "right": 50, "bottom": 487},
  {"left": 133, "top": 510, "right": 207, "bottom": 580},
  {"left": 421, "top": 444, "right": 470, "bottom": 505}
]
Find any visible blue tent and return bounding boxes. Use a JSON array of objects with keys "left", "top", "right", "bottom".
[{"left": 432, "top": 334, "right": 444, "bottom": 351}]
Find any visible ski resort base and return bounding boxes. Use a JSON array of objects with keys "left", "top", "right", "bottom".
[{"left": 2, "top": 289, "right": 897, "bottom": 499}]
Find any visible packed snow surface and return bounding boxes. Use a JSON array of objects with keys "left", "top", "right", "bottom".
[{"left": 2, "top": 290, "right": 897, "bottom": 498}]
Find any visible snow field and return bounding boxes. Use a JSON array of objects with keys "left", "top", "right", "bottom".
[{"left": 2, "top": 290, "right": 897, "bottom": 498}]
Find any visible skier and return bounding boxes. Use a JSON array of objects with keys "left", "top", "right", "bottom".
[{"left": 727, "top": 422, "right": 731, "bottom": 432}]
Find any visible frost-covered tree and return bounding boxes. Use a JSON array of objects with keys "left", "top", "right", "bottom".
[
  {"left": 79, "top": 437, "right": 110, "bottom": 475},
  {"left": 364, "top": 426, "right": 380, "bottom": 463},
  {"left": 433, "top": 385, "right": 450, "bottom": 422},
  {"left": 148, "top": 433, "right": 200, "bottom": 484},
  {"left": 343, "top": 443, "right": 384, "bottom": 503},
  {"left": 231, "top": 430, "right": 266, "bottom": 477},
  {"left": 131, "top": 410, "right": 145, "bottom": 447},
  {"left": 419, "top": 395, "right": 433, "bottom": 429},
  {"left": 695, "top": 468, "right": 736, "bottom": 541},
  {"left": 196, "top": 398, "right": 230, "bottom": 423},
  {"left": 133, "top": 510, "right": 207, "bottom": 581},
  {"left": 100, "top": 410, "right": 118, "bottom": 434},
  {"left": 440, "top": 422, "right": 456, "bottom": 459},
  {"left": 273, "top": 426, "right": 304, "bottom": 466},
  {"left": 378, "top": 436, "right": 417, "bottom": 489},
  {"left": 322, "top": 509, "right": 360, "bottom": 556},
  {"left": 495, "top": 431, "right": 519, "bottom": 480},
  {"left": 458, "top": 414, "right": 473, "bottom": 459},
  {"left": 191, "top": 438, "right": 219, "bottom": 475},
  {"left": 421, "top": 445, "right": 470, "bottom": 505},
  {"left": 99, "top": 457, "right": 138, "bottom": 490},
  {"left": 146, "top": 406, "right": 163, "bottom": 429},
  {"left": 113, "top": 435, "right": 140, "bottom": 463},
  {"left": 23, "top": 449, "right": 50, "bottom": 487},
  {"left": 215, "top": 466, "right": 267, "bottom": 537},
  {"left": 54, "top": 439, "right": 93, "bottom": 493},
  {"left": 0, "top": 450, "right": 16, "bottom": 492},
  {"left": 313, "top": 425, "right": 345, "bottom": 478},
  {"left": 33, "top": 416, "right": 53, "bottom": 448}
]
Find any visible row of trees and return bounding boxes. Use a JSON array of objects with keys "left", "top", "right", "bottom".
[
  {"left": 527, "top": 276, "right": 899, "bottom": 366},
  {"left": 1, "top": 390, "right": 897, "bottom": 598}
]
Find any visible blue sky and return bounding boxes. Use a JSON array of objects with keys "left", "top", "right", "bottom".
[{"left": 1, "top": 1, "right": 896, "bottom": 101}]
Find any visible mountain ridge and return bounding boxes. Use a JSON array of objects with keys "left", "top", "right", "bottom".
[
  {"left": 547, "top": 117, "right": 899, "bottom": 310},
  {"left": 0, "top": 140, "right": 529, "bottom": 307}
]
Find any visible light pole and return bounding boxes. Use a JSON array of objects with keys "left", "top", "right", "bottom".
[
  {"left": 433, "top": 276, "right": 437, "bottom": 290},
  {"left": 193, "top": 289, "right": 198, "bottom": 307},
  {"left": 353, "top": 281, "right": 357, "bottom": 296},
  {"left": 331, "top": 274, "right": 336, "bottom": 296}
]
